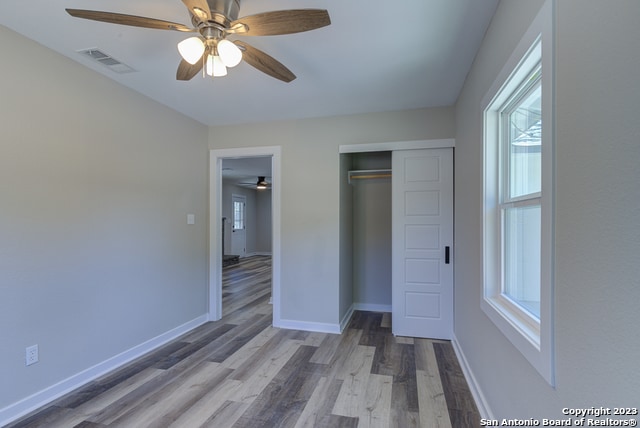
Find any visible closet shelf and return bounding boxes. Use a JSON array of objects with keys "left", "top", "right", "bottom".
[{"left": 348, "top": 169, "right": 392, "bottom": 184}]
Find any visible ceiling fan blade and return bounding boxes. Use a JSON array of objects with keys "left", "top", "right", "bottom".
[
  {"left": 231, "top": 9, "right": 330, "bottom": 36},
  {"left": 234, "top": 41, "right": 296, "bottom": 82},
  {"left": 177, "top": 57, "right": 203, "bottom": 81},
  {"left": 181, "top": 0, "right": 212, "bottom": 23},
  {"left": 66, "top": 9, "right": 194, "bottom": 32}
]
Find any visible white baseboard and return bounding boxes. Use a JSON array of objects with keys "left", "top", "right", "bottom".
[
  {"left": 340, "top": 304, "right": 355, "bottom": 332},
  {"left": 0, "top": 314, "right": 208, "bottom": 427},
  {"left": 451, "top": 334, "right": 494, "bottom": 420},
  {"left": 353, "top": 303, "right": 392, "bottom": 313},
  {"left": 275, "top": 318, "right": 341, "bottom": 334},
  {"left": 274, "top": 303, "right": 385, "bottom": 335}
]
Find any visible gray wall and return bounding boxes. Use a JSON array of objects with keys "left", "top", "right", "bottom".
[
  {"left": 454, "top": 0, "right": 640, "bottom": 417},
  {"left": 255, "top": 189, "right": 272, "bottom": 254},
  {"left": 0, "top": 25, "right": 209, "bottom": 412},
  {"left": 209, "top": 108, "right": 456, "bottom": 326}
]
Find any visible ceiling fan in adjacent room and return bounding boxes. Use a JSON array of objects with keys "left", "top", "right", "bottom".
[
  {"left": 238, "top": 176, "right": 271, "bottom": 190},
  {"left": 65, "top": 0, "right": 331, "bottom": 82}
]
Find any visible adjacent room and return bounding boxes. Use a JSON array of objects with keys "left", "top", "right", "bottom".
[{"left": 1, "top": 0, "right": 639, "bottom": 426}]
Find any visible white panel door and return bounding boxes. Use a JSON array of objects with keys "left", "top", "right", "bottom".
[
  {"left": 231, "top": 194, "right": 246, "bottom": 257},
  {"left": 392, "top": 148, "right": 453, "bottom": 339}
]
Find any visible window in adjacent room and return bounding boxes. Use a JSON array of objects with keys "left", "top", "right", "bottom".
[{"left": 233, "top": 200, "right": 245, "bottom": 230}]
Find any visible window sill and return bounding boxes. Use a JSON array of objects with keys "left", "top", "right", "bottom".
[{"left": 482, "top": 294, "right": 540, "bottom": 350}]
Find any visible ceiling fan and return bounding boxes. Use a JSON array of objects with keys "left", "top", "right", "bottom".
[
  {"left": 238, "top": 176, "right": 271, "bottom": 189},
  {"left": 65, "top": 0, "right": 331, "bottom": 82}
]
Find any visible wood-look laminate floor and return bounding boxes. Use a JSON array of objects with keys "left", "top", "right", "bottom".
[{"left": 9, "top": 255, "right": 480, "bottom": 428}]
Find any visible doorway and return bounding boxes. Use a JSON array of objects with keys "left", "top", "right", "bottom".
[{"left": 209, "top": 146, "right": 282, "bottom": 326}]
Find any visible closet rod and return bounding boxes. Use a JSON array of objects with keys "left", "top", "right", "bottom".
[
  {"left": 350, "top": 173, "right": 392, "bottom": 179},
  {"left": 348, "top": 169, "right": 392, "bottom": 184}
]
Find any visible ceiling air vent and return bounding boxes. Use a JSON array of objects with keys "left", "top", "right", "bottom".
[{"left": 78, "top": 48, "right": 136, "bottom": 74}]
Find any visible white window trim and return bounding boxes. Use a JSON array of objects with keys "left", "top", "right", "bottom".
[{"left": 481, "top": 0, "right": 555, "bottom": 386}]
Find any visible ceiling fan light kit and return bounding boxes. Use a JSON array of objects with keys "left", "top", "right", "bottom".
[
  {"left": 65, "top": 0, "right": 331, "bottom": 82},
  {"left": 256, "top": 176, "right": 269, "bottom": 190}
]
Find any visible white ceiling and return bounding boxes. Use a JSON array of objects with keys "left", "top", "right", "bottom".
[{"left": 0, "top": 0, "right": 498, "bottom": 127}]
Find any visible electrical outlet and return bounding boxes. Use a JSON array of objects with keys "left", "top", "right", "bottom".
[{"left": 26, "top": 345, "right": 38, "bottom": 366}]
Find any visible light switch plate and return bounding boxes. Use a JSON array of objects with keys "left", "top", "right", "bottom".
[{"left": 187, "top": 214, "right": 195, "bottom": 225}]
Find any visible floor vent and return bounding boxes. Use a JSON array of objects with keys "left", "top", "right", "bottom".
[{"left": 78, "top": 48, "right": 136, "bottom": 74}]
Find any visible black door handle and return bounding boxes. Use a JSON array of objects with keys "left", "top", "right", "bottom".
[{"left": 445, "top": 246, "right": 450, "bottom": 264}]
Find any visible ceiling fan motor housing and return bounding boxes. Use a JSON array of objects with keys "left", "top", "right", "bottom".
[
  {"left": 189, "top": 0, "right": 240, "bottom": 38},
  {"left": 194, "top": 0, "right": 240, "bottom": 27}
]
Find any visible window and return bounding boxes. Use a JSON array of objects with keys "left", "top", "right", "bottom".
[
  {"left": 502, "top": 70, "right": 542, "bottom": 319},
  {"left": 233, "top": 200, "right": 245, "bottom": 230},
  {"left": 481, "top": 0, "right": 554, "bottom": 385}
]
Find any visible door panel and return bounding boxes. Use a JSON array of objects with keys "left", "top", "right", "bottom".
[{"left": 392, "top": 148, "right": 453, "bottom": 339}]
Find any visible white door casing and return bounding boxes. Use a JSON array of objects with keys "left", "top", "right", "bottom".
[
  {"left": 392, "top": 148, "right": 454, "bottom": 339},
  {"left": 231, "top": 194, "right": 246, "bottom": 258},
  {"left": 209, "top": 146, "right": 281, "bottom": 325}
]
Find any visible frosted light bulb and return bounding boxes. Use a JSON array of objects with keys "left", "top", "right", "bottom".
[
  {"left": 177, "top": 37, "right": 205, "bottom": 65},
  {"left": 212, "top": 55, "right": 227, "bottom": 77},
  {"left": 217, "top": 39, "right": 242, "bottom": 67}
]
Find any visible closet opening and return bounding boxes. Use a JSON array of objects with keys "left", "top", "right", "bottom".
[{"left": 341, "top": 151, "right": 393, "bottom": 315}]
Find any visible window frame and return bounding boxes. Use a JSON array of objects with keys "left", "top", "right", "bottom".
[{"left": 481, "top": 0, "right": 555, "bottom": 386}]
